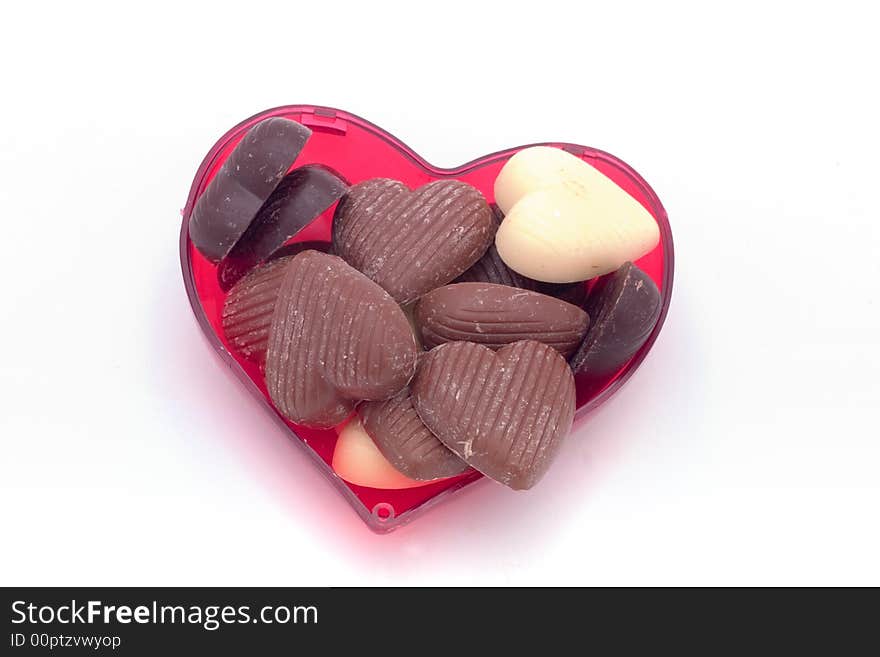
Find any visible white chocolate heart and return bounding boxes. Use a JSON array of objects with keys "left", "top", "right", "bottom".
[
  {"left": 494, "top": 147, "right": 660, "bottom": 283},
  {"left": 331, "top": 419, "right": 428, "bottom": 490}
]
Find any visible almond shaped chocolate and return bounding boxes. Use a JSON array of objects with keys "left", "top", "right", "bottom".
[
  {"left": 189, "top": 117, "right": 312, "bottom": 262},
  {"left": 265, "top": 250, "right": 418, "bottom": 428},
  {"left": 412, "top": 340, "right": 575, "bottom": 490},
  {"left": 332, "top": 178, "right": 496, "bottom": 304},
  {"left": 359, "top": 389, "right": 469, "bottom": 481},
  {"left": 414, "top": 283, "right": 589, "bottom": 358},
  {"left": 569, "top": 262, "right": 661, "bottom": 378},
  {"left": 217, "top": 165, "right": 348, "bottom": 290}
]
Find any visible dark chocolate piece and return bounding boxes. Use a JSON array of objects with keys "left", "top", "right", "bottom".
[
  {"left": 414, "top": 283, "right": 589, "bottom": 358},
  {"left": 265, "top": 250, "right": 418, "bottom": 428},
  {"left": 569, "top": 262, "right": 661, "bottom": 378},
  {"left": 537, "top": 281, "right": 588, "bottom": 307},
  {"left": 221, "top": 256, "right": 292, "bottom": 364},
  {"left": 189, "top": 118, "right": 311, "bottom": 262},
  {"left": 412, "top": 340, "right": 575, "bottom": 490},
  {"left": 217, "top": 165, "right": 348, "bottom": 290},
  {"left": 332, "top": 178, "right": 495, "bottom": 304},
  {"left": 359, "top": 389, "right": 469, "bottom": 481}
]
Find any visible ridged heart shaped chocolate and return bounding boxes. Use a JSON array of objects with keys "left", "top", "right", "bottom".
[
  {"left": 332, "top": 178, "right": 496, "bottom": 304},
  {"left": 221, "top": 255, "right": 293, "bottom": 364},
  {"left": 414, "top": 283, "right": 590, "bottom": 358},
  {"left": 265, "top": 250, "right": 418, "bottom": 428},
  {"left": 412, "top": 340, "right": 575, "bottom": 490},
  {"left": 221, "top": 242, "right": 332, "bottom": 364},
  {"left": 359, "top": 389, "right": 469, "bottom": 481}
]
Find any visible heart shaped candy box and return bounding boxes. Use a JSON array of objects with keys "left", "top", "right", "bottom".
[{"left": 179, "top": 105, "right": 674, "bottom": 532}]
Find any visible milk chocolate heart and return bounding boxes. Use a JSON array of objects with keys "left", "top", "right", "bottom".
[
  {"left": 414, "top": 283, "right": 589, "bottom": 358},
  {"left": 359, "top": 389, "right": 469, "bottom": 481},
  {"left": 265, "top": 250, "right": 418, "bottom": 428},
  {"left": 412, "top": 340, "right": 575, "bottom": 490},
  {"left": 182, "top": 105, "right": 672, "bottom": 530},
  {"left": 222, "top": 255, "right": 293, "bottom": 365},
  {"left": 332, "top": 178, "right": 496, "bottom": 304}
]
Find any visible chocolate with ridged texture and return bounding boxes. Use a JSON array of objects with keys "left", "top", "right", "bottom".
[
  {"left": 359, "top": 389, "right": 469, "bottom": 481},
  {"left": 569, "top": 262, "right": 661, "bottom": 378},
  {"left": 414, "top": 283, "right": 589, "bottom": 358},
  {"left": 265, "top": 250, "right": 418, "bottom": 428},
  {"left": 221, "top": 242, "right": 332, "bottom": 365},
  {"left": 189, "top": 118, "right": 311, "bottom": 262},
  {"left": 412, "top": 340, "right": 575, "bottom": 490},
  {"left": 332, "top": 179, "right": 495, "bottom": 304},
  {"left": 217, "top": 165, "right": 347, "bottom": 290},
  {"left": 454, "top": 206, "right": 589, "bottom": 306},
  {"left": 221, "top": 256, "right": 293, "bottom": 364}
]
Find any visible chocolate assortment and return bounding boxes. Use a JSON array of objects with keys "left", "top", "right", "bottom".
[{"left": 189, "top": 128, "right": 665, "bottom": 497}]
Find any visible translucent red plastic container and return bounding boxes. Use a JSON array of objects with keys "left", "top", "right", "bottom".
[{"left": 180, "top": 104, "right": 674, "bottom": 532}]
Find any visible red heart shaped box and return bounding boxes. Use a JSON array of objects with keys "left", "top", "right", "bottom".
[{"left": 180, "top": 105, "right": 674, "bottom": 532}]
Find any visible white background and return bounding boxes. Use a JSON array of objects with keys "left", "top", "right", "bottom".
[{"left": 1, "top": 1, "right": 878, "bottom": 586}]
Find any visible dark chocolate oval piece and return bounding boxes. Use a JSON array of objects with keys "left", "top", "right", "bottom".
[
  {"left": 414, "top": 283, "right": 589, "bottom": 358},
  {"left": 265, "top": 250, "right": 418, "bottom": 428},
  {"left": 189, "top": 118, "right": 311, "bottom": 262},
  {"left": 332, "top": 178, "right": 495, "bottom": 304},
  {"left": 217, "top": 165, "right": 348, "bottom": 290},
  {"left": 359, "top": 389, "right": 470, "bottom": 481},
  {"left": 569, "top": 262, "right": 661, "bottom": 378},
  {"left": 412, "top": 340, "right": 575, "bottom": 490}
]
